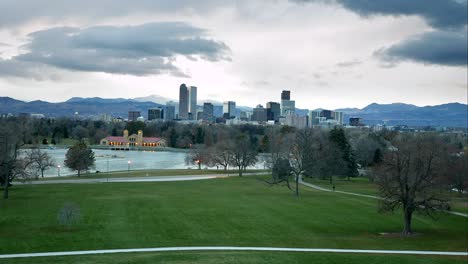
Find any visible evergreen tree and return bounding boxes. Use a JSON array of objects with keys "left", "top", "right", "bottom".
[
  {"left": 329, "top": 127, "right": 358, "bottom": 179},
  {"left": 372, "top": 148, "right": 383, "bottom": 165},
  {"left": 64, "top": 142, "right": 95, "bottom": 177},
  {"left": 168, "top": 128, "right": 178, "bottom": 148}
]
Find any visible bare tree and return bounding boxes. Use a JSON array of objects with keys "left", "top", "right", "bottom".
[
  {"left": 262, "top": 128, "right": 316, "bottom": 196},
  {"left": 209, "top": 141, "right": 234, "bottom": 171},
  {"left": 263, "top": 158, "right": 294, "bottom": 191},
  {"left": 264, "top": 127, "right": 293, "bottom": 169},
  {"left": 0, "top": 122, "right": 34, "bottom": 199},
  {"left": 57, "top": 202, "right": 81, "bottom": 227},
  {"left": 185, "top": 144, "right": 210, "bottom": 170},
  {"left": 229, "top": 134, "right": 258, "bottom": 176},
  {"left": 308, "top": 131, "right": 347, "bottom": 184},
  {"left": 374, "top": 133, "right": 450, "bottom": 235},
  {"left": 288, "top": 128, "right": 316, "bottom": 196},
  {"left": 28, "top": 148, "right": 56, "bottom": 178}
]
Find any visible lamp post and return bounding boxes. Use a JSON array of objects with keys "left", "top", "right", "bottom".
[
  {"left": 106, "top": 155, "right": 110, "bottom": 182},
  {"left": 127, "top": 160, "right": 131, "bottom": 176},
  {"left": 57, "top": 165, "right": 61, "bottom": 177}
]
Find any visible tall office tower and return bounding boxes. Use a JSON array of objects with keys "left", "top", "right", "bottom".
[
  {"left": 179, "top": 84, "right": 189, "bottom": 120},
  {"left": 188, "top": 86, "right": 197, "bottom": 120},
  {"left": 128, "top": 111, "right": 141, "bottom": 122},
  {"left": 223, "top": 101, "right": 236, "bottom": 119},
  {"left": 240, "top": 111, "right": 249, "bottom": 121},
  {"left": 203, "top": 102, "right": 214, "bottom": 122},
  {"left": 280, "top": 90, "right": 295, "bottom": 116},
  {"left": 333, "top": 111, "right": 344, "bottom": 125},
  {"left": 282, "top": 114, "right": 308, "bottom": 129},
  {"left": 308, "top": 110, "right": 322, "bottom": 126},
  {"left": 281, "top": 90, "right": 290, "bottom": 100},
  {"left": 164, "top": 103, "right": 176, "bottom": 121},
  {"left": 281, "top": 100, "right": 295, "bottom": 116},
  {"left": 148, "top": 108, "right": 163, "bottom": 121},
  {"left": 266, "top": 102, "right": 281, "bottom": 122},
  {"left": 320, "top": 110, "right": 333, "bottom": 120},
  {"left": 251, "top": 105, "right": 268, "bottom": 122}
]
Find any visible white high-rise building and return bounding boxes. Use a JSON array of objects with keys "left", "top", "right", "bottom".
[
  {"left": 188, "top": 86, "right": 197, "bottom": 120},
  {"left": 179, "top": 84, "right": 197, "bottom": 120},
  {"left": 223, "top": 101, "right": 236, "bottom": 119}
]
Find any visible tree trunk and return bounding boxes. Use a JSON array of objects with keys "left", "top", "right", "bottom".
[
  {"left": 3, "top": 177, "right": 9, "bottom": 199},
  {"left": 78, "top": 170, "right": 81, "bottom": 177},
  {"left": 41, "top": 169, "right": 44, "bottom": 178},
  {"left": 402, "top": 208, "right": 413, "bottom": 235},
  {"left": 295, "top": 174, "right": 299, "bottom": 197},
  {"left": 238, "top": 166, "right": 243, "bottom": 177}
]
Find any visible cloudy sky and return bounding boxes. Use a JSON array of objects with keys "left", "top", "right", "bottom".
[{"left": 0, "top": 0, "right": 466, "bottom": 109}]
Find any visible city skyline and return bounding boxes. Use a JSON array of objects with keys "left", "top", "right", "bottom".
[{"left": 0, "top": 1, "right": 466, "bottom": 109}]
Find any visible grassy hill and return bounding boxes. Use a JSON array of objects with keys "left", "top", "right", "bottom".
[{"left": 1, "top": 175, "right": 466, "bottom": 263}]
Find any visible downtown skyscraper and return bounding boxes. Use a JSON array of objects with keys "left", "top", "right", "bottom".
[{"left": 178, "top": 84, "right": 197, "bottom": 120}]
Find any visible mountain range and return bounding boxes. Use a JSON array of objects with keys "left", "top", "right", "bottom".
[{"left": 0, "top": 96, "right": 466, "bottom": 128}]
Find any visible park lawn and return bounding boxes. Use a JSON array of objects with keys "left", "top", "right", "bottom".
[
  {"left": 0, "top": 176, "right": 466, "bottom": 261},
  {"left": 303, "top": 176, "right": 379, "bottom": 196},
  {"left": 33, "top": 169, "right": 269, "bottom": 181},
  {"left": 1, "top": 251, "right": 466, "bottom": 264},
  {"left": 442, "top": 193, "right": 468, "bottom": 214},
  {"left": 303, "top": 177, "right": 468, "bottom": 214}
]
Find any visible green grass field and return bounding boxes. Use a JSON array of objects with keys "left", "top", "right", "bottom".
[
  {"left": 1, "top": 176, "right": 467, "bottom": 263},
  {"left": 303, "top": 176, "right": 379, "bottom": 196}
]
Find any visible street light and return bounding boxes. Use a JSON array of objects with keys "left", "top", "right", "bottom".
[
  {"left": 127, "top": 160, "right": 131, "bottom": 176},
  {"left": 57, "top": 165, "right": 61, "bottom": 177}
]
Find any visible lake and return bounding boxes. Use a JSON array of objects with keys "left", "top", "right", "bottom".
[{"left": 37, "top": 148, "right": 266, "bottom": 177}]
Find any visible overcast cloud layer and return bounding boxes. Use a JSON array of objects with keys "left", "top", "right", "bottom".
[{"left": 0, "top": 0, "right": 466, "bottom": 108}]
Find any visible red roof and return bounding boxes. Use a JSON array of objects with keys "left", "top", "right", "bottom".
[
  {"left": 103, "top": 136, "right": 162, "bottom": 143},
  {"left": 103, "top": 136, "right": 127, "bottom": 143},
  {"left": 143, "top": 137, "right": 162, "bottom": 143}
]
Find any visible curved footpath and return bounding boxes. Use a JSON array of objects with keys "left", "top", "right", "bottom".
[
  {"left": 15, "top": 172, "right": 269, "bottom": 185},
  {"left": 0, "top": 246, "right": 467, "bottom": 259},
  {"left": 299, "top": 179, "right": 468, "bottom": 218}
]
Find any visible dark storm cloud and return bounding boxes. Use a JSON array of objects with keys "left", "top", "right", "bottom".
[
  {"left": 0, "top": 22, "right": 230, "bottom": 78},
  {"left": 375, "top": 30, "right": 467, "bottom": 66},
  {"left": 294, "top": 0, "right": 467, "bottom": 67},
  {"left": 294, "top": 0, "right": 467, "bottom": 29}
]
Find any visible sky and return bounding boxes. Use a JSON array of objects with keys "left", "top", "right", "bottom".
[{"left": 0, "top": 0, "right": 466, "bottom": 109}]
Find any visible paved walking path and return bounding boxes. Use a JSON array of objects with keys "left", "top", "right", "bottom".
[
  {"left": 0, "top": 246, "right": 466, "bottom": 259},
  {"left": 16, "top": 172, "right": 269, "bottom": 185},
  {"left": 299, "top": 180, "right": 468, "bottom": 218}
]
